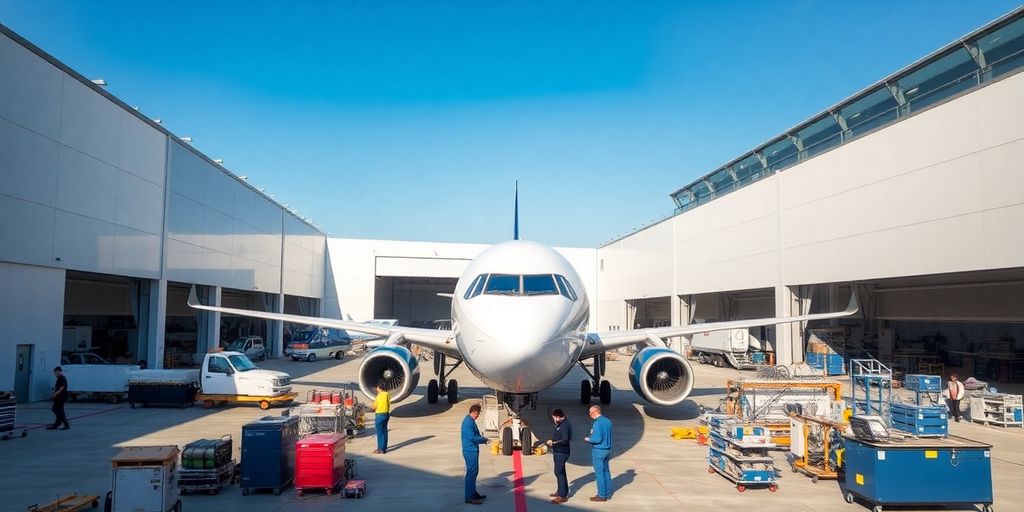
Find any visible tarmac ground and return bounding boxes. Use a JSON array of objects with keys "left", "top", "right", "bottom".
[{"left": 3, "top": 352, "right": 1022, "bottom": 512}]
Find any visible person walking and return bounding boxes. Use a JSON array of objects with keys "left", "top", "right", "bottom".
[
  {"left": 373, "top": 381, "right": 391, "bottom": 454},
  {"left": 947, "top": 373, "right": 965, "bottom": 423},
  {"left": 545, "top": 408, "right": 572, "bottom": 504},
  {"left": 47, "top": 367, "right": 70, "bottom": 430},
  {"left": 584, "top": 405, "right": 612, "bottom": 502},
  {"left": 461, "top": 403, "right": 490, "bottom": 505}
]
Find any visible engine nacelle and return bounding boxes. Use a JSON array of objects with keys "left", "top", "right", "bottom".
[
  {"left": 358, "top": 345, "right": 420, "bottom": 403},
  {"left": 628, "top": 347, "right": 694, "bottom": 407}
]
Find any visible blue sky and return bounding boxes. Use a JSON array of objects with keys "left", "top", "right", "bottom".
[{"left": 1, "top": 1, "right": 1019, "bottom": 247}]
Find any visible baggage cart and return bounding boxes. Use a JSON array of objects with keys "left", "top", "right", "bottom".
[
  {"left": 1, "top": 393, "right": 27, "bottom": 440},
  {"left": 178, "top": 460, "right": 237, "bottom": 495},
  {"left": 197, "top": 391, "right": 297, "bottom": 411},
  {"left": 26, "top": 493, "right": 100, "bottom": 511},
  {"left": 241, "top": 415, "right": 299, "bottom": 496}
]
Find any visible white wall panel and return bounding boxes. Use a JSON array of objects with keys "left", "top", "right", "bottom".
[
  {"left": 0, "top": 35, "right": 62, "bottom": 139},
  {"left": 978, "top": 137, "right": 1024, "bottom": 211},
  {"left": 168, "top": 142, "right": 205, "bottom": 201},
  {"left": 164, "top": 239, "right": 203, "bottom": 283},
  {"left": 115, "top": 170, "right": 164, "bottom": 235},
  {"left": 202, "top": 208, "right": 234, "bottom": 254},
  {"left": 0, "top": 116, "right": 59, "bottom": 206},
  {"left": 53, "top": 210, "right": 115, "bottom": 273},
  {"left": 982, "top": 204, "right": 1024, "bottom": 270},
  {"left": 118, "top": 111, "right": 166, "bottom": 185},
  {"left": 56, "top": 145, "right": 118, "bottom": 222},
  {"left": 205, "top": 170, "right": 237, "bottom": 216},
  {"left": 201, "top": 250, "right": 233, "bottom": 287},
  {"left": 0, "top": 262, "right": 65, "bottom": 401},
  {"left": 60, "top": 78, "right": 121, "bottom": 166},
  {"left": 112, "top": 226, "right": 161, "bottom": 277},
  {"left": 0, "top": 194, "right": 54, "bottom": 265}
]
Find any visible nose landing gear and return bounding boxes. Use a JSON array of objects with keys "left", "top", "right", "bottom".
[
  {"left": 578, "top": 354, "right": 611, "bottom": 405},
  {"left": 496, "top": 392, "right": 538, "bottom": 456}
]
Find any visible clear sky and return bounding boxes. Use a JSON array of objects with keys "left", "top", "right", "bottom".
[{"left": 1, "top": 1, "right": 1019, "bottom": 247}]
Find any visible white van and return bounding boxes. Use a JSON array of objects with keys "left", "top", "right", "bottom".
[{"left": 288, "top": 328, "right": 352, "bottom": 362}]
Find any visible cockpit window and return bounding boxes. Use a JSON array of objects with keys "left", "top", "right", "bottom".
[
  {"left": 523, "top": 274, "right": 558, "bottom": 295},
  {"left": 464, "top": 275, "right": 486, "bottom": 300},
  {"left": 484, "top": 274, "right": 521, "bottom": 295},
  {"left": 554, "top": 275, "right": 578, "bottom": 301}
]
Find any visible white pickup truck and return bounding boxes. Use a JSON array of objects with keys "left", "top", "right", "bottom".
[
  {"left": 127, "top": 351, "right": 295, "bottom": 410},
  {"left": 195, "top": 351, "right": 296, "bottom": 410}
]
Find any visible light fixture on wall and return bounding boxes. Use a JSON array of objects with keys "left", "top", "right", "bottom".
[
  {"left": 152, "top": 119, "right": 162, "bottom": 124},
  {"left": 213, "top": 159, "right": 224, "bottom": 165},
  {"left": 181, "top": 136, "right": 193, "bottom": 143},
  {"left": 91, "top": 79, "right": 107, "bottom": 86}
]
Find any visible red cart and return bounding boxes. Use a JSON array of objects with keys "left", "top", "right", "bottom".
[{"left": 295, "top": 432, "right": 346, "bottom": 496}]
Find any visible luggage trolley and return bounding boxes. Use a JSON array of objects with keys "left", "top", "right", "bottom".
[{"left": 1, "top": 392, "right": 27, "bottom": 440}]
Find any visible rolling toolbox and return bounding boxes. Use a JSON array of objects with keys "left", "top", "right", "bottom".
[{"left": 295, "top": 432, "right": 346, "bottom": 496}]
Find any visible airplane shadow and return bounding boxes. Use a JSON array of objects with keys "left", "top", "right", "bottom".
[
  {"left": 642, "top": 400, "right": 705, "bottom": 421},
  {"left": 567, "top": 469, "right": 636, "bottom": 498}
]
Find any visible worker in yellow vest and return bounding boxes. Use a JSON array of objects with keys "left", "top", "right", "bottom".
[{"left": 373, "top": 381, "right": 391, "bottom": 453}]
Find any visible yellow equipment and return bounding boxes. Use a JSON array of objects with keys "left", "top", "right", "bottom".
[{"left": 790, "top": 414, "right": 846, "bottom": 482}]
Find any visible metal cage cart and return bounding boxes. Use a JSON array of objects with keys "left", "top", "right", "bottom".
[
  {"left": 850, "top": 359, "right": 893, "bottom": 422},
  {"left": 110, "top": 446, "right": 181, "bottom": 512},
  {"left": 705, "top": 414, "right": 778, "bottom": 492},
  {"left": 1, "top": 392, "right": 27, "bottom": 440},
  {"left": 297, "top": 402, "right": 343, "bottom": 436}
]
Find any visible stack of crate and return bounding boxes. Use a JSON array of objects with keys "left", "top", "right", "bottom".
[
  {"left": 705, "top": 414, "right": 778, "bottom": 492},
  {"left": 969, "top": 393, "right": 1024, "bottom": 428},
  {"left": 806, "top": 328, "right": 848, "bottom": 376},
  {"left": 890, "top": 374, "right": 948, "bottom": 437}
]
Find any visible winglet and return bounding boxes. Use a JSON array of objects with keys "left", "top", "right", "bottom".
[
  {"left": 845, "top": 290, "right": 860, "bottom": 315},
  {"left": 513, "top": 180, "right": 519, "bottom": 240},
  {"left": 436, "top": 292, "right": 454, "bottom": 299},
  {"left": 187, "top": 285, "right": 201, "bottom": 307}
]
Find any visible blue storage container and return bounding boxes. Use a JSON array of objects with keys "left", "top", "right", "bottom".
[
  {"left": 889, "top": 402, "right": 948, "bottom": 437},
  {"left": 843, "top": 435, "right": 992, "bottom": 510},
  {"left": 806, "top": 352, "right": 845, "bottom": 375},
  {"left": 903, "top": 374, "right": 941, "bottom": 392},
  {"left": 1015, "top": 408, "right": 1023, "bottom": 422},
  {"left": 241, "top": 415, "right": 299, "bottom": 494}
]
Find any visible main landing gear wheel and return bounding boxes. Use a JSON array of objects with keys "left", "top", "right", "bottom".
[
  {"left": 599, "top": 381, "right": 612, "bottom": 405},
  {"left": 427, "top": 379, "right": 439, "bottom": 404},
  {"left": 580, "top": 380, "right": 592, "bottom": 405},
  {"left": 447, "top": 379, "right": 459, "bottom": 404},
  {"left": 520, "top": 427, "right": 533, "bottom": 455},
  {"left": 501, "top": 427, "right": 514, "bottom": 456}
]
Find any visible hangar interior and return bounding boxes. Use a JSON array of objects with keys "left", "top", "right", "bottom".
[{"left": 374, "top": 276, "right": 457, "bottom": 328}]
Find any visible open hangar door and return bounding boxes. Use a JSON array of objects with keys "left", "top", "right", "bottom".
[
  {"left": 220, "top": 288, "right": 270, "bottom": 348},
  {"left": 374, "top": 277, "right": 457, "bottom": 328},
  {"left": 685, "top": 288, "right": 776, "bottom": 352},
  {"left": 165, "top": 283, "right": 199, "bottom": 368},
  {"left": 862, "top": 269, "right": 1024, "bottom": 385},
  {"left": 283, "top": 294, "right": 320, "bottom": 346},
  {"left": 63, "top": 271, "right": 147, "bottom": 365}
]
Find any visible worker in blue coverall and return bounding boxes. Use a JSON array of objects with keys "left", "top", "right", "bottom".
[
  {"left": 461, "top": 403, "right": 491, "bottom": 505},
  {"left": 584, "top": 405, "right": 613, "bottom": 502}
]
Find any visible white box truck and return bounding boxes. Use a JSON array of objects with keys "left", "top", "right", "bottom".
[{"left": 690, "top": 329, "right": 769, "bottom": 370}]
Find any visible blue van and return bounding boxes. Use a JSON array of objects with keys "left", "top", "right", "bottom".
[{"left": 287, "top": 328, "right": 353, "bottom": 362}]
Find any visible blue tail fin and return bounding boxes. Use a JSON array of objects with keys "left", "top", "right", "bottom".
[{"left": 514, "top": 180, "right": 519, "bottom": 240}]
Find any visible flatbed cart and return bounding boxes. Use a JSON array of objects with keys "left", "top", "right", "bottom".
[
  {"left": 707, "top": 449, "right": 779, "bottom": 492},
  {"left": 178, "top": 460, "right": 238, "bottom": 495},
  {"left": 197, "top": 391, "right": 297, "bottom": 410},
  {"left": 26, "top": 494, "right": 100, "bottom": 512}
]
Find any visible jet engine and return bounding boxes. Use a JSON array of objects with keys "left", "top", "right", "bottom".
[
  {"left": 358, "top": 345, "right": 420, "bottom": 403},
  {"left": 628, "top": 347, "right": 694, "bottom": 407}
]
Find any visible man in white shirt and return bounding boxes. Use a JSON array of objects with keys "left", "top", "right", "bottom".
[{"left": 947, "top": 373, "right": 965, "bottom": 423}]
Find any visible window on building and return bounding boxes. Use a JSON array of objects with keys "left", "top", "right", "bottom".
[
  {"left": 796, "top": 115, "right": 843, "bottom": 159},
  {"left": 732, "top": 154, "right": 764, "bottom": 185},
  {"left": 977, "top": 17, "right": 1024, "bottom": 79},
  {"left": 899, "top": 47, "right": 979, "bottom": 113},
  {"left": 840, "top": 87, "right": 899, "bottom": 138},
  {"left": 763, "top": 137, "right": 799, "bottom": 172}
]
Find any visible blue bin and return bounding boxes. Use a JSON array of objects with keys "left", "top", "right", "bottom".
[
  {"left": 903, "top": 374, "right": 941, "bottom": 392},
  {"left": 843, "top": 435, "right": 992, "bottom": 509},
  {"left": 241, "top": 415, "right": 299, "bottom": 492}
]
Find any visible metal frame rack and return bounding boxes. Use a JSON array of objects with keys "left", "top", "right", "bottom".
[
  {"left": 850, "top": 359, "right": 893, "bottom": 423},
  {"left": 705, "top": 414, "right": 779, "bottom": 493}
]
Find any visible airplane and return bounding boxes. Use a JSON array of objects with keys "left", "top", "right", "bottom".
[{"left": 187, "top": 186, "right": 859, "bottom": 454}]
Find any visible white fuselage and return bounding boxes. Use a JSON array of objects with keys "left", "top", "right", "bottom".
[{"left": 450, "top": 240, "right": 589, "bottom": 394}]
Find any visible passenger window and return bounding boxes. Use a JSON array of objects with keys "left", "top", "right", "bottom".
[
  {"left": 523, "top": 274, "right": 558, "bottom": 295},
  {"left": 484, "top": 274, "right": 521, "bottom": 295},
  {"left": 554, "top": 275, "right": 578, "bottom": 301}
]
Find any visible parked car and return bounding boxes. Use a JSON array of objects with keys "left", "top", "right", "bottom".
[
  {"left": 226, "top": 336, "right": 267, "bottom": 361},
  {"left": 61, "top": 352, "right": 111, "bottom": 365},
  {"left": 288, "top": 328, "right": 352, "bottom": 362}
]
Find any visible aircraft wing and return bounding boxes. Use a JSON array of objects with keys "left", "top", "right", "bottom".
[
  {"left": 187, "top": 287, "right": 461, "bottom": 357},
  {"left": 579, "top": 293, "right": 859, "bottom": 359}
]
